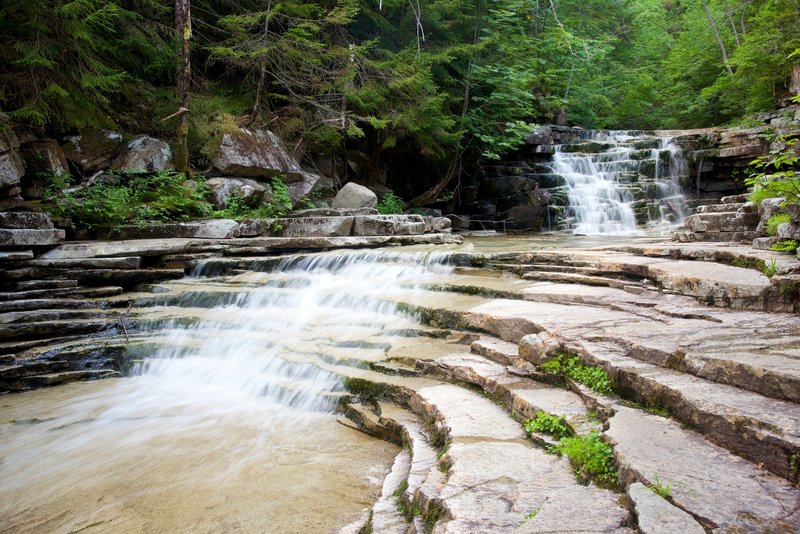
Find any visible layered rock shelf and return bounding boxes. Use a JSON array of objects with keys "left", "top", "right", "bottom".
[{"left": 4, "top": 224, "right": 800, "bottom": 531}]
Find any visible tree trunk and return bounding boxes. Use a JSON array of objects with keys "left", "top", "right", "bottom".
[
  {"left": 702, "top": 1, "right": 734, "bottom": 75},
  {"left": 249, "top": 2, "right": 272, "bottom": 125},
  {"left": 174, "top": 0, "right": 191, "bottom": 175}
]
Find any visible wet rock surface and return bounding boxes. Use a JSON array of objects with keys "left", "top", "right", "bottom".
[{"left": 3, "top": 227, "right": 800, "bottom": 532}]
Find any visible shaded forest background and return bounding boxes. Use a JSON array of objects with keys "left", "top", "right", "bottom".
[{"left": 2, "top": 0, "right": 798, "bottom": 200}]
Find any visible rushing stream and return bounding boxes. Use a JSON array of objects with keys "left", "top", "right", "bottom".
[{"left": 0, "top": 249, "right": 459, "bottom": 533}]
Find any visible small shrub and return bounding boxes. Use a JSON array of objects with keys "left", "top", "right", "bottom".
[
  {"left": 211, "top": 178, "right": 293, "bottom": 220},
  {"left": 746, "top": 134, "right": 799, "bottom": 208},
  {"left": 377, "top": 191, "right": 406, "bottom": 214},
  {"left": 771, "top": 239, "right": 799, "bottom": 254},
  {"left": 762, "top": 258, "right": 778, "bottom": 278},
  {"left": 524, "top": 411, "right": 573, "bottom": 440},
  {"left": 540, "top": 353, "right": 615, "bottom": 395},
  {"left": 766, "top": 213, "right": 791, "bottom": 236},
  {"left": 48, "top": 170, "right": 211, "bottom": 232},
  {"left": 552, "top": 430, "right": 617, "bottom": 486}
]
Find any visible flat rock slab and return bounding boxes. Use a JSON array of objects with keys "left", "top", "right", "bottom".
[
  {"left": 608, "top": 406, "right": 800, "bottom": 531},
  {"left": 627, "top": 483, "right": 704, "bottom": 534},
  {"left": 0, "top": 228, "right": 64, "bottom": 247},
  {"left": 38, "top": 235, "right": 463, "bottom": 260},
  {"left": 437, "top": 441, "right": 631, "bottom": 533}
]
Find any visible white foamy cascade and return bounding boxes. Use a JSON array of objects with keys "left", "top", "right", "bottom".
[
  {"left": 552, "top": 131, "right": 688, "bottom": 235},
  {"left": 0, "top": 249, "right": 454, "bottom": 499}
]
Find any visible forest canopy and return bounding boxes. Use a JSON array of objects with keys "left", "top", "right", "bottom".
[{"left": 2, "top": 0, "right": 798, "bottom": 195}]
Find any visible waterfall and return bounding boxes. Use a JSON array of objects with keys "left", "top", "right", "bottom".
[
  {"left": 0, "top": 250, "right": 455, "bottom": 526},
  {"left": 551, "top": 131, "right": 688, "bottom": 235}
]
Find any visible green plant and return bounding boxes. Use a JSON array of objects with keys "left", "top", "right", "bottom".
[
  {"left": 766, "top": 213, "right": 791, "bottom": 236},
  {"left": 211, "top": 178, "right": 293, "bottom": 221},
  {"left": 648, "top": 472, "right": 672, "bottom": 498},
  {"left": 552, "top": 431, "right": 618, "bottom": 486},
  {"left": 48, "top": 170, "right": 212, "bottom": 232},
  {"left": 524, "top": 411, "right": 573, "bottom": 440},
  {"left": 377, "top": 191, "right": 406, "bottom": 215},
  {"left": 762, "top": 258, "right": 778, "bottom": 278},
  {"left": 540, "top": 354, "right": 616, "bottom": 395},
  {"left": 746, "top": 135, "right": 800, "bottom": 208},
  {"left": 522, "top": 509, "right": 540, "bottom": 522},
  {"left": 771, "top": 240, "right": 799, "bottom": 254}
]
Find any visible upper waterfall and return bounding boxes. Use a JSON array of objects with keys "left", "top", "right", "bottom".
[{"left": 551, "top": 131, "right": 688, "bottom": 235}]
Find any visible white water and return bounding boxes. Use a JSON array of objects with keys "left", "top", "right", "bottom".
[
  {"left": 552, "top": 131, "right": 688, "bottom": 235},
  {"left": 0, "top": 250, "right": 454, "bottom": 532}
]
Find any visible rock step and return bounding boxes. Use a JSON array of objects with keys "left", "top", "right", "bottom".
[
  {"left": 418, "top": 352, "right": 602, "bottom": 438},
  {"left": 522, "top": 335, "right": 800, "bottom": 482},
  {"left": 493, "top": 262, "right": 609, "bottom": 276},
  {"left": 608, "top": 404, "right": 800, "bottom": 531},
  {"left": 367, "top": 449, "right": 411, "bottom": 534},
  {"left": 0, "top": 308, "right": 106, "bottom": 324},
  {"left": 470, "top": 335, "right": 521, "bottom": 367},
  {"left": 0, "top": 318, "right": 114, "bottom": 340},
  {"left": 18, "top": 369, "right": 121, "bottom": 389},
  {"left": 695, "top": 202, "right": 753, "bottom": 214},
  {"left": 521, "top": 270, "right": 643, "bottom": 289},
  {"left": 342, "top": 402, "right": 441, "bottom": 532},
  {"left": 419, "top": 349, "right": 800, "bottom": 531},
  {"left": 5, "top": 279, "right": 79, "bottom": 291},
  {"left": 405, "top": 383, "right": 631, "bottom": 532},
  {"left": 626, "top": 483, "right": 706, "bottom": 534},
  {"left": 0, "top": 298, "right": 97, "bottom": 313},
  {"left": 0, "top": 250, "right": 33, "bottom": 262}
]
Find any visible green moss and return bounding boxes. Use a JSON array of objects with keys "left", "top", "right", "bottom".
[{"left": 342, "top": 377, "right": 387, "bottom": 401}]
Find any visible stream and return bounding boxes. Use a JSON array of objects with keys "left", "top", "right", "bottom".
[{"left": 0, "top": 235, "right": 660, "bottom": 533}]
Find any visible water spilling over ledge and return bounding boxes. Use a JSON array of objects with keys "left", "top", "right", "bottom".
[{"left": 551, "top": 131, "right": 688, "bottom": 235}]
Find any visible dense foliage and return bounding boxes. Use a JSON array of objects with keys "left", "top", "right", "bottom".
[{"left": 2, "top": 0, "right": 798, "bottom": 200}]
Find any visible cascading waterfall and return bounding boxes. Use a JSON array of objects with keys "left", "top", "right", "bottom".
[
  {"left": 551, "top": 131, "right": 688, "bottom": 235},
  {"left": 0, "top": 249, "right": 455, "bottom": 531}
]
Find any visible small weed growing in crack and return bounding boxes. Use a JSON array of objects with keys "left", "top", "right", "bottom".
[
  {"left": 648, "top": 472, "right": 672, "bottom": 498},
  {"left": 551, "top": 430, "right": 618, "bottom": 487},
  {"left": 524, "top": 411, "right": 573, "bottom": 440},
  {"left": 522, "top": 509, "right": 540, "bottom": 523},
  {"left": 540, "top": 353, "right": 615, "bottom": 395}
]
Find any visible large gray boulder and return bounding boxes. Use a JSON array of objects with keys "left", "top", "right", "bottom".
[
  {"left": 0, "top": 121, "right": 24, "bottom": 189},
  {"left": 62, "top": 129, "right": 123, "bottom": 174},
  {"left": 212, "top": 129, "right": 307, "bottom": 181},
  {"left": 332, "top": 182, "right": 377, "bottom": 209},
  {"left": 205, "top": 177, "right": 266, "bottom": 210},
  {"left": 112, "top": 135, "right": 173, "bottom": 172}
]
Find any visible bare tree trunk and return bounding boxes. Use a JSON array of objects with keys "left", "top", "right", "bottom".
[
  {"left": 702, "top": 1, "right": 734, "bottom": 75},
  {"left": 249, "top": 2, "right": 273, "bottom": 125},
  {"left": 726, "top": 7, "right": 741, "bottom": 46},
  {"left": 175, "top": 0, "right": 191, "bottom": 175}
]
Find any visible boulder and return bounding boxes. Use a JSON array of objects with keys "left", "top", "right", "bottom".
[
  {"left": 777, "top": 222, "right": 800, "bottom": 240},
  {"left": 756, "top": 197, "right": 786, "bottom": 235},
  {"left": 112, "top": 135, "right": 173, "bottom": 172},
  {"left": 331, "top": 182, "right": 378, "bottom": 209},
  {"left": 0, "top": 120, "right": 24, "bottom": 189},
  {"left": 20, "top": 139, "right": 70, "bottom": 199},
  {"left": 62, "top": 129, "right": 123, "bottom": 174},
  {"left": 205, "top": 177, "right": 266, "bottom": 210},
  {"left": 212, "top": 129, "right": 307, "bottom": 182}
]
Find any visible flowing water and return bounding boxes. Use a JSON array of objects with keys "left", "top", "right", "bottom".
[
  {"left": 552, "top": 131, "right": 688, "bottom": 235},
  {"left": 0, "top": 236, "right": 664, "bottom": 532},
  {"left": 0, "top": 249, "right": 462, "bottom": 533}
]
